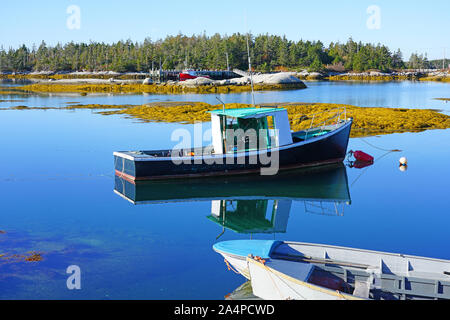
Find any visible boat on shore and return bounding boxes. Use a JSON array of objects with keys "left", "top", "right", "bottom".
[
  {"left": 213, "top": 240, "right": 450, "bottom": 300},
  {"left": 114, "top": 106, "right": 353, "bottom": 181},
  {"left": 179, "top": 70, "right": 212, "bottom": 81}
]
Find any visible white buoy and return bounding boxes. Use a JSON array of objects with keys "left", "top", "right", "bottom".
[
  {"left": 399, "top": 157, "right": 408, "bottom": 166},
  {"left": 399, "top": 165, "right": 408, "bottom": 172}
]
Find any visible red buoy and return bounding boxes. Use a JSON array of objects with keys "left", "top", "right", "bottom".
[
  {"left": 352, "top": 160, "right": 374, "bottom": 169},
  {"left": 353, "top": 151, "right": 374, "bottom": 163}
]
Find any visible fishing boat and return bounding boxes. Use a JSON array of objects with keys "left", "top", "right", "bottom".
[
  {"left": 179, "top": 70, "right": 211, "bottom": 81},
  {"left": 213, "top": 240, "right": 450, "bottom": 300},
  {"left": 114, "top": 106, "right": 353, "bottom": 181}
]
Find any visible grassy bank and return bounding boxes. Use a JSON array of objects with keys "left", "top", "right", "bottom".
[
  {"left": 17, "top": 82, "right": 307, "bottom": 94},
  {"left": 6, "top": 102, "right": 450, "bottom": 137}
]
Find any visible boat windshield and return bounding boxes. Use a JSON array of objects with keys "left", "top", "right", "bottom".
[{"left": 223, "top": 116, "right": 273, "bottom": 153}]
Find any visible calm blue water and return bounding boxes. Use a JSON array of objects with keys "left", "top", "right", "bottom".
[
  {"left": 1, "top": 82, "right": 450, "bottom": 299},
  {"left": 1, "top": 80, "right": 450, "bottom": 111}
]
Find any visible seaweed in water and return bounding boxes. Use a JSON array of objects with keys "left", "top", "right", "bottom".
[
  {"left": 0, "top": 251, "right": 44, "bottom": 263},
  {"left": 24, "top": 252, "right": 43, "bottom": 262}
]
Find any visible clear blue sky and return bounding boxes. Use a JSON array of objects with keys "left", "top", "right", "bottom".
[{"left": 1, "top": 0, "right": 449, "bottom": 60}]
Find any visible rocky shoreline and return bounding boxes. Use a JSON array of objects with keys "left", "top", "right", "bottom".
[
  {"left": 295, "top": 70, "right": 450, "bottom": 82},
  {"left": 12, "top": 72, "right": 307, "bottom": 94},
  {"left": 2, "top": 69, "right": 449, "bottom": 83}
]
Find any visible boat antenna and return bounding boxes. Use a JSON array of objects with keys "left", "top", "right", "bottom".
[
  {"left": 246, "top": 32, "right": 256, "bottom": 108},
  {"left": 216, "top": 96, "right": 226, "bottom": 113}
]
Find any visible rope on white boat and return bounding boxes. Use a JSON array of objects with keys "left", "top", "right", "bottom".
[{"left": 224, "top": 259, "right": 241, "bottom": 275}]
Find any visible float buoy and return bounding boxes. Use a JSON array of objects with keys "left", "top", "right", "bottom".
[{"left": 399, "top": 157, "right": 408, "bottom": 166}]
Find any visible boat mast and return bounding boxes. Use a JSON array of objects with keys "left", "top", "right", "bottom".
[{"left": 246, "top": 33, "right": 256, "bottom": 108}]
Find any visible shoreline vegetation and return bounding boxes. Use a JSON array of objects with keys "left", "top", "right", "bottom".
[
  {"left": 1, "top": 35, "right": 448, "bottom": 75},
  {"left": 5, "top": 102, "right": 450, "bottom": 138},
  {"left": 1, "top": 35, "right": 448, "bottom": 87},
  {"left": 1, "top": 70, "right": 447, "bottom": 96},
  {"left": 1, "top": 70, "right": 448, "bottom": 85}
]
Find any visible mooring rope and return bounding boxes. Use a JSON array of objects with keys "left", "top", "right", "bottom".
[
  {"left": 1, "top": 173, "right": 114, "bottom": 182},
  {"left": 357, "top": 137, "right": 402, "bottom": 153},
  {"left": 349, "top": 150, "right": 395, "bottom": 188}
]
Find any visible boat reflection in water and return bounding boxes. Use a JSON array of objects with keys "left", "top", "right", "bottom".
[
  {"left": 114, "top": 163, "right": 355, "bottom": 300},
  {"left": 224, "top": 281, "right": 261, "bottom": 301},
  {"left": 114, "top": 163, "right": 351, "bottom": 237},
  {"left": 206, "top": 163, "right": 351, "bottom": 238}
]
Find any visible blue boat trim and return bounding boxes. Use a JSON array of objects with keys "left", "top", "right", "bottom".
[{"left": 213, "top": 240, "right": 283, "bottom": 259}]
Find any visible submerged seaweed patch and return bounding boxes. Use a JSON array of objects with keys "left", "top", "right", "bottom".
[
  {"left": 97, "top": 102, "right": 450, "bottom": 137},
  {"left": 0, "top": 251, "right": 44, "bottom": 263},
  {"left": 24, "top": 252, "right": 43, "bottom": 262},
  {"left": 4, "top": 102, "right": 450, "bottom": 138}
]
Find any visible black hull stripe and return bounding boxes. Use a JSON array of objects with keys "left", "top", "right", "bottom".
[{"left": 116, "top": 158, "right": 344, "bottom": 182}]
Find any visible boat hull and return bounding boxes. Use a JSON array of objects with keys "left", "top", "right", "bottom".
[
  {"left": 114, "top": 120, "right": 352, "bottom": 181},
  {"left": 247, "top": 258, "right": 362, "bottom": 300},
  {"left": 214, "top": 240, "right": 450, "bottom": 300}
]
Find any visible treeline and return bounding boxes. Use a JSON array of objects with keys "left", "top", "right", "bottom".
[
  {"left": 0, "top": 33, "right": 433, "bottom": 73},
  {"left": 429, "top": 58, "right": 450, "bottom": 70}
]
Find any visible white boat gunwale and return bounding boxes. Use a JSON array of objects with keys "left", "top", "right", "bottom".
[{"left": 283, "top": 241, "right": 450, "bottom": 266}]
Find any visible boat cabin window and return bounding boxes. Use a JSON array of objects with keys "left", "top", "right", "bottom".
[
  {"left": 222, "top": 115, "right": 273, "bottom": 153},
  {"left": 210, "top": 108, "right": 293, "bottom": 155}
]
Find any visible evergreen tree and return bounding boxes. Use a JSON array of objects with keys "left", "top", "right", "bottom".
[{"left": 0, "top": 34, "right": 417, "bottom": 73}]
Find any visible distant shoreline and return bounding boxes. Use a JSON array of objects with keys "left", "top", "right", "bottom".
[
  {"left": 1, "top": 70, "right": 449, "bottom": 83},
  {"left": 3, "top": 72, "right": 308, "bottom": 94}
]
